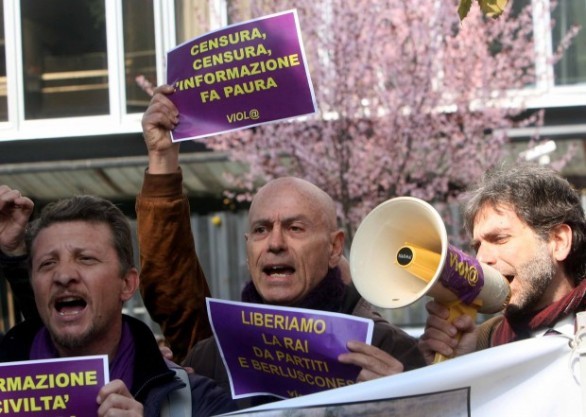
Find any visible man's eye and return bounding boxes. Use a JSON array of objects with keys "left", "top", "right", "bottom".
[
  {"left": 495, "top": 236, "right": 509, "bottom": 244},
  {"left": 253, "top": 226, "right": 267, "bottom": 234},
  {"left": 79, "top": 256, "right": 98, "bottom": 263},
  {"left": 38, "top": 260, "right": 55, "bottom": 270}
]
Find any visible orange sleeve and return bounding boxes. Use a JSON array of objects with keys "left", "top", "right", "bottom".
[{"left": 136, "top": 168, "right": 212, "bottom": 363}]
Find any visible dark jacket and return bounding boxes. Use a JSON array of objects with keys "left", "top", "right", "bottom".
[
  {"left": 0, "top": 315, "right": 237, "bottom": 417},
  {"left": 0, "top": 251, "right": 39, "bottom": 324}
]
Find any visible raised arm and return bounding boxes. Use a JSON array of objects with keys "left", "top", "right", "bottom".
[
  {"left": 136, "top": 85, "right": 212, "bottom": 362},
  {"left": 0, "top": 185, "right": 39, "bottom": 323}
]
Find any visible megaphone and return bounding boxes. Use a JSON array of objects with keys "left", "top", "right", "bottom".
[{"left": 349, "top": 197, "right": 510, "bottom": 361}]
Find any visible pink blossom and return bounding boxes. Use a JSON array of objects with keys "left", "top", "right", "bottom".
[{"left": 204, "top": 0, "right": 576, "bottom": 239}]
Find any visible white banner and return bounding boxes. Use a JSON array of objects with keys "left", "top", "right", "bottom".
[{"left": 230, "top": 335, "right": 583, "bottom": 417}]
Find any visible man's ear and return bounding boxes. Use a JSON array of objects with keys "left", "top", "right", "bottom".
[
  {"left": 329, "top": 229, "right": 345, "bottom": 268},
  {"left": 120, "top": 268, "right": 139, "bottom": 303},
  {"left": 549, "top": 224, "right": 572, "bottom": 262}
]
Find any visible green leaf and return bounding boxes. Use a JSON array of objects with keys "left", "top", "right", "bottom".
[
  {"left": 458, "top": 0, "right": 473, "bottom": 20},
  {"left": 478, "top": 0, "right": 509, "bottom": 18}
]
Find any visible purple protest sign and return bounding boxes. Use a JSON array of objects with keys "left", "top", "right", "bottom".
[
  {"left": 0, "top": 355, "right": 108, "bottom": 416},
  {"left": 166, "top": 10, "right": 317, "bottom": 141},
  {"left": 439, "top": 245, "right": 485, "bottom": 304},
  {"left": 206, "top": 298, "right": 374, "bottom": 400}
]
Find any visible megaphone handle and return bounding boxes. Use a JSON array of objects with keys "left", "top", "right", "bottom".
[{"left": 433, "top": 300, "right": 479, "bottom": 363}]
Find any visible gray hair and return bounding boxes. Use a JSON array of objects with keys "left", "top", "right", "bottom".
[{"left": 463, "top": 163, "right": 586, "bottom": 284}]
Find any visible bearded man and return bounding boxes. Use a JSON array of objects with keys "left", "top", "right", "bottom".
[{"left": 419, "top": 163, "right": 586, "bottom": 361}]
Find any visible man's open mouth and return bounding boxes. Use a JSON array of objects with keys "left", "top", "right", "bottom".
[
  {"left": 264, "top": 265, "right": 295, "bottom": 277},
  {"left": 55, "top": 296, "right": 87, "bottom": 316}
]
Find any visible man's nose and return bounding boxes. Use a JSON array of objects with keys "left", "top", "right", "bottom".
[
  {"left": 52, "top": 262, "right": 81, "bottom": 286},
  {"left": 267, "top": 227, "right": 286, "bottom": 252},
  {"left": 476, "top": 244, "right": 496, "bottom": 266}
]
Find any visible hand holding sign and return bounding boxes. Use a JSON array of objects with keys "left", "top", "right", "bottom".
[
  {"left": 97, "top": 380, "right": 144, "bottom": 416},
  {"left": 338, "top": 340, "right": 405, "bottom": 382},
  {"left": 207, "top": 298, "right": 374, "bottom": 399}
]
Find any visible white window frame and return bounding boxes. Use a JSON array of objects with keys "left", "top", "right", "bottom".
[
  {"left": 522, "top": 0, "right": 586, "bottom": 109},
  {"left": 0, "top": 0, "right": 181, "bottom": 142}
]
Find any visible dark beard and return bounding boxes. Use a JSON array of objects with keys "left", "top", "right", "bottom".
[
  {"left": 505, "top": 246, "right": 555, "bottom": 320},
  {"left": 49, "top": 323, "right": 98, "bottom": 354}
]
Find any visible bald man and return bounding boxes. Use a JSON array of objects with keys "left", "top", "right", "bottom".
[{"left": 137, "top": 85, "right": 426, "bottom": 408}]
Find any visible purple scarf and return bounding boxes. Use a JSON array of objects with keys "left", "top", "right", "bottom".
[
  {"left": 30, "top": 319, "right": 136, "bottom": 390},
  {"left": 241, "top": 267, "right": 346, "bottom": 312}
]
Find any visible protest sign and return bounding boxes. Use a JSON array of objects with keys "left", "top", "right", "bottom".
[
  {"left": 0, "top": 355, "right": 108, "bottom": 416},
  {"left": 231, "top": 335, "right": 582, "bottom": 417},
  {"left": 206, "top": 298, "right": 373, "bottom": 399},
  {"left": 166, "top": 10, "right": 317, "bottom": 141}
]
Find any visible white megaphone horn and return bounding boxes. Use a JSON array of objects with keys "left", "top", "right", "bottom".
[{"left": 349, "top": 197, "right": 510, "bottom": 362}]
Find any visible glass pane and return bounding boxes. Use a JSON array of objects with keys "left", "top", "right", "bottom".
[
  {"left": 552, "top": 0, "right": 586, "bottom": 85},
  {"left": 175, "top": 0, "right": 215, "bottom": 44},
  {"left": 0, "top": 0, "right": 7, "bottom": 121},
  {"left": 226, "top": 0, "right": 252, "bottom": 25},
  {"left": 123, "top": 0, "right": 156, "bottom": 113},
  {"left": 20, "top": 0, "right": 108, "bottom": 119},
  {"left": 507, "top": 0, "right": 536, "bottom": 88}
]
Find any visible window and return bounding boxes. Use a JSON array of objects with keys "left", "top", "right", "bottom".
[
  {"left": 511, "top": 0, "right": 586, "bottom": 88},
  {"left": 123, "top": 0, "right": 156, "bottom": 112},
  {"left": 551, "top": 0, "right": 586, "bottom": 85},
  {"left": 20, "top": 0, "right": 109, "bottom": 119},
  {"left": 0, "top": 0, "right": 166, "bottom": 140},
  {"left": 175, "top": 0, "right": 226, "bottom": 44}
]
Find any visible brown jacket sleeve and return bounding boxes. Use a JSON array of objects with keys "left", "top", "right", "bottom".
[
  {"left": 476, "top": 315, "right": 504, "bottom": 351},
  {"left": 136, "top": 168, "right": 212, "bottom": 363}
]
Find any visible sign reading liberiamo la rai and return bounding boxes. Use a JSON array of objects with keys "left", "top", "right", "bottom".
[
  {"left": 206, "top": 298, "right": 374, "bottom": 399},
  {"left": 0, "top": 355, "right": 108, "bottom": 416},
  {"left": 166, "top": 10, "right": 317, "bottom": 141}
]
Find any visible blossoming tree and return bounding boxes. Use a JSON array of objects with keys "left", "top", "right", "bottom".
[{"left": 204, "top": 0, "right": 574, "bottom": 238}]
